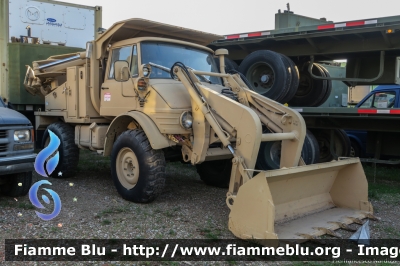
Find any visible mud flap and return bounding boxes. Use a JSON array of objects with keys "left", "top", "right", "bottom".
[{"left": 228, "top": 158, "right": 373, "bottom": 244}]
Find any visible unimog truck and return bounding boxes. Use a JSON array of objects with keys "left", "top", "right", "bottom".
[{"left": 24, "top": 19, "right": 375, "bottom": 243}]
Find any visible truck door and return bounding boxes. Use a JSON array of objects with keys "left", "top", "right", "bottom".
[{"left": 100, "top": 45, "right": 139, "bottom": 116}]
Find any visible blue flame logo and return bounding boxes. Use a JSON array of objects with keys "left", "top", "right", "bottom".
[
  {"left": 30, "top": 129, "right": 62, "bottom": 220},
  {"left": 29, "top": 180, "right": 62, "bottom": 221},
  {"left": 35, "top": 130, "right": 60, "bottom": 177}
]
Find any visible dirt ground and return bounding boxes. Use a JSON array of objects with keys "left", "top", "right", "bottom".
[{"left": 1, "top": 150, "right": 399, "bottom": 265}]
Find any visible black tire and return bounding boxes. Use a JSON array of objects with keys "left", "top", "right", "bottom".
[
  {"left": 42, "top": 122, "right": 79, "bottom": 178},
  {"left": 196, "top": 159, "right": 232, "bottom": 188},
  {"left": 0, "top": 172, "right": 32, "bottom": 197},
  {"left": 111, "top": 129, "right": 166, "bottom": 203},
  {"left": 239, "top": 50, "right": 292, "bottom": 102},
  {"left": 316, "top": 64, "right": 333, "bottom": 106},
  {"left": 279, "top": 54, "right": 300, "bottom": 104},
  {"left": 311, "top": 129, "right": 351, "bottom": 163},
  {"left": 256, "top": 129, "right": 320, "bottom": 170},
  {"left": 289, "top": 62, "right": 328, "bottom": 107},
  {"left": 215, "top": 57, "right": 239, "bottom": 73},
  {"left": 350, "top": 140, "right": 361, "bottom": 158}
]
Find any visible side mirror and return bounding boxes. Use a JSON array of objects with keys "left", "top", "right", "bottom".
[{"left": 114, "top": 60, "right": 130, "bottom": 82}]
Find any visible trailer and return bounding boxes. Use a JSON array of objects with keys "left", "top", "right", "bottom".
[
  {"left": 0, "top": 0, "right": 102, "bottom": 116},
  {"left": 208, "top": 7, "right": 400, "bottom": 163}
]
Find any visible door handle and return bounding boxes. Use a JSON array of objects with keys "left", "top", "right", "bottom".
[{"left": 101, "top": 87, "right": 109, "bottom": 90}]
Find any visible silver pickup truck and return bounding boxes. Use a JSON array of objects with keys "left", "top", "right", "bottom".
[{"left": 0, "top": 98, "right": 36, "bottom": 197}]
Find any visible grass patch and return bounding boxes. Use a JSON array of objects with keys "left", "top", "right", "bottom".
[
  {"left": 101, "top": 219, "right": 111, "bottom": 225},
  {"left": 97, "top": 206, "right": 130, "bottom": 218},
  {"left": 77, "top": 150, "right": 110, "bottom": 172},
  {"left": 198, "top": 219, "right": 221, "bottom": 240},
  {"left": 51, "top": 227, "right": 60, "bottom": 233},
  {"left": 17, "top": 202, "right": 34, "bottom": 209},
  {"left": 0, "top": 200, "right": 15, "bottom": 208},
  {"left": 363, "top": 164, "right": 400, "bottom": 204}
]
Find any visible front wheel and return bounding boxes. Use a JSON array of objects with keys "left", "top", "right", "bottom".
[
  {"left": 0, "top": 172, "right": 33, "bottom": 197},
  {"left": 111, "top": 129, "right": 166, "bottom": 203}
]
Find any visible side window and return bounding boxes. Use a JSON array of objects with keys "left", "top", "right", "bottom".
[
  {"left": 359, "top": 91, "right": 396, "bottom": 108},
  {"left": 373, "top": 92, "right": 396, "bottom": 108},
  {"left": 359, "top": 94, "right": 374, "bottom": 108},
  {"left": 108, "top": 46, "right": 132, "bottom": 79}
]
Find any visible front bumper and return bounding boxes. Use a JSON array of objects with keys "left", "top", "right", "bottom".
[{"left": 0, "top": 154, "right": 36, "bottom": 175}]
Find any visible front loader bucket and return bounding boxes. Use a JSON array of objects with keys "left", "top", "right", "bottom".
[{"left": 228, "top": 158, "right": 373, "bottom": 243}]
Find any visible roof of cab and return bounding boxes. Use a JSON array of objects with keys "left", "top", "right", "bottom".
[{"left": 95, "top": 18, "right": 222, "bottom": 58}]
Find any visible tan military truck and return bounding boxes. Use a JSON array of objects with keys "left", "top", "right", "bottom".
[{"left": 24, "top": 19, "right": 375, "bottom": 242}]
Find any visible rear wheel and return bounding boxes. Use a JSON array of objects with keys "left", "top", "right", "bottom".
[
  {"left": 111, "top": 129, "right": 166, "bottom": 203},
  {"left": 256, "top": 130, "right": 320, "bottom": 170},
  {"left": 311, "top": 129, "right": 351, "bottom": 163},
  {"left": 42, "top": 122, "right": 79, "bottom": 178},
  {"left": 350, "top": 140, "right": 361, "bottom": 158},
  {"left": 196, "top": 159, "right": 232, "bottom": 188},
  {"left": 239, "top": 50, "right": 292, "bottom": 102},
  {"left": 0, "top": 172, "right": 32, "bottom": 197}
]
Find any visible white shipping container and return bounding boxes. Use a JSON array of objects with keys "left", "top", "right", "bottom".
[{"left": 8, "top": 0, "right": 100, "bottom": 48}]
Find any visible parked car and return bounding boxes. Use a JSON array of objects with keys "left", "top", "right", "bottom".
[
  {"left": 0, "top": 98, "right": 36, "bottom": 197},
  {"left": 346, "top": 85, "right": 400, "bottom": 158}
]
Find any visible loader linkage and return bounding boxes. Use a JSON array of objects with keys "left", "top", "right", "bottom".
[{"left": 173, "top": 61, "right": 375, "bottom": 245}]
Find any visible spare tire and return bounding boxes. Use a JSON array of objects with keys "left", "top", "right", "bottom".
[
  {"left": 289, "top": 62, "right": 328, "bottom": 107},
  {"left": 256, "top": 129, "right": 320, "bottom": 170},
  {"left": 315, "top": 64, "right": 333, "bottom": 106},
  {"left": 279, "top": 54, "right": 300, "bottom": 104},
  {"left": 239, "top": 50, "right": 292, "bottom": 102}
]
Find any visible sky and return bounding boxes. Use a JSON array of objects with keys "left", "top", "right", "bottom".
[{"left": 58, "top": 0, "right": 400, "bottom": 35}]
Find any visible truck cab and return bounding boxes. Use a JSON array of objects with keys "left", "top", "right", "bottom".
[
  {"left": 347, "top": 85, "right": 400, "bottom": 157},
  {"left": 357, "top": 85, "right": 399, "bottom": 109},
  {"left": 0, "top": 98, "right": 35, "bottom": 197}
]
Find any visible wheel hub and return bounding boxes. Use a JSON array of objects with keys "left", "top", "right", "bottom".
[
  {"left": 260, "top": 74, "right": 270, "bottom": 84},
  {"left": 116, "top": 147, "right": 139, "bottom": 189},
  {"left": 247, "top": 63, "right": 275, "bottom": 94}
]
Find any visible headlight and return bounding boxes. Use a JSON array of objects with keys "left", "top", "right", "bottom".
[
  {"left": 180, "top": 111, "right": 193, "bottom": 129},
  {"left": 14, "top": 130, "right": 30, "bottom": 142}
]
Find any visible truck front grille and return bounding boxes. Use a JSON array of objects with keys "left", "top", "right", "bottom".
[
  {"left": 0, "top": 130, "right": 7, "bottom": 138},
  {"left": 0, "top": 143, "right": 7, "bottom": 153}
]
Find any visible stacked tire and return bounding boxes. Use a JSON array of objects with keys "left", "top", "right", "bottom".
[
  {"left": 238, "top": 50, "right": 332, "bottom": 107},
  {"left": 288, "top": 62, "right": 332, "bottom": 107},
  {"left": 238, "top": 50, "right": 299, "bottom": 104}
]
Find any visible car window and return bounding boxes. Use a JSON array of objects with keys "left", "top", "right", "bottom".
[
  {"left": 108, "top": 46, "right": 133, "bottom": 79},
  {"left": 359, "top": 91, "right": 396, "bottom": 108}
]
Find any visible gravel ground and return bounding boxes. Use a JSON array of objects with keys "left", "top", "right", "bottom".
[{"left": 1, "top": 150, "right": 399, "bottom": 265}]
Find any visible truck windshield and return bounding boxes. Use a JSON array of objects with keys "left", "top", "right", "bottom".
[{"left": 141, "top": 42, "right": 222, "bottom": 84}]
